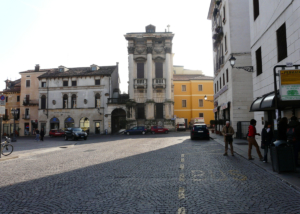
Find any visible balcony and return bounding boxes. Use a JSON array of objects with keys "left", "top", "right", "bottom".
[
  {"left": 22, "top": 114, "right": 30, "bottom": 120},
  {"left": 23, "top": 99, "right": 39, "bottom": 106},
  {"left": 107, "top": 98, "right": 128, "bottom": 104},
  {"left": 153, "top": 78, "right": 166, "bottom": 88},
  {"left": 134, "top": 79, "right": 147, "bottom": 89}
]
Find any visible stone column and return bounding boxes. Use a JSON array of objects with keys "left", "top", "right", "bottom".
[
  {"left": 146, "top": 47, "right": 153, "bottom": 100},
  {"left": 128, "top": 47, "right": 135, "bottom": 100},
  {"left": 165, "top": 47, "right": 172, "bottom": 101}
]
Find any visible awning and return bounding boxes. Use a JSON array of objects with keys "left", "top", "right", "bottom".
[{"left": 250, "top": 92, "right": 300, "bottom": 112}]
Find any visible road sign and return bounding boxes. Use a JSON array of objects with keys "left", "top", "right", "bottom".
[
  {"left": 0, "top": 106, "right": 4, "bottom": 114},
  {"left": 0, "top": 94, "right": 6, "bottom": 106},
  {"left": 280, "top": 70, "right": 300, "bottom": 101}
]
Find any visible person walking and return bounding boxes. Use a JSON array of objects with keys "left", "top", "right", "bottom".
[
  {"left": 222, "top": 121, "right": 235, "bottom": 156},
  {"left": 247, "top": 119, "right": 263, "bottom": 161},
  {"left": 35, "top": 129, "right": 40, "bottom": 142},
  {"left": 261, "top": 122, "right": 273, "bottom": 163},
  {"left": 40, "top": 128, "right": 45, "bottom": 142},
  {"left": 287, "top": 116, "right": 300, "bottom": 166}
]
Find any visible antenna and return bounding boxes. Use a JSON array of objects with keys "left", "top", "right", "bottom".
[{"left": 167, "top": 25, "right": 170, "bottom": 32}]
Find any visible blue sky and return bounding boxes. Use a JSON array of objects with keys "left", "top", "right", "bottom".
[{"left": 0, "top": 0, "right": 213, "bottom": 93}]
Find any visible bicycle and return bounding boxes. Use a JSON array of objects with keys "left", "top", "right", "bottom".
[{"left": 1, "top": 137, "right": 14, "bottom": 156}]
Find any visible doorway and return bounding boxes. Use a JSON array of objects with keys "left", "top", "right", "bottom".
[
  {"left": 111, "top": 108, "right": 126, "bottom": 134},
  {"left": 95, "top": 122, "right": 100, "bottom": 134}
]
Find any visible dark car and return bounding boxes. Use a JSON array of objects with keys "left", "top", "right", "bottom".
[
  {"left": 151, "top": 126, "right": 169, "bottom": 134},
  {"left": 49, "top": 129, "right": 65, "bottom": 137},
  {"left": 190, "top": 124, "right": 210, "bottom": 140},
  {"left": 64, "top": 127, "right": 87, "bottom": 141},
  {"left": 124, "top": 126, "right": 147, "bottom": 135}
]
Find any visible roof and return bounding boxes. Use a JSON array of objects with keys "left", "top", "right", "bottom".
[
  {"left": 1, "top": 78, "right": 21, "bottom": 93},
  {"left": 173, "top": 74, "right": 214, "bottom": 81},
  {"left": 36, "top": 66, "right": 117, "bottom": 79}
]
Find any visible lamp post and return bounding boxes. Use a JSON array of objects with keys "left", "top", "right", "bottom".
[
  {"left": 229, "top": 54, "right": 253, "bottom": 72},
  {"left": 204, "top": 95, "right": 214, "bottom": 103},
  {"left": 11, "top": 108, "right": 18, "bottom": 142}
]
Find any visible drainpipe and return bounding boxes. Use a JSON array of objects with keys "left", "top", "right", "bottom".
[{"left": 47, "top": 78, "right": 49, "bottom": 119}]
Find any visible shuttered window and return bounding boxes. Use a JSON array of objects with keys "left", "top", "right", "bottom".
[
  {"left": 198, "top": 85, "right": 203, "bottom": 91},
  {"left": 276, "top": 23, "right": 287, "bottom": 62},
  {"left": 199, "top": 99, "right": 203, "bottom": 107},
  {"left": 155, "top": 103, "right": 163, "bottom": 119},
  {"left": 137, "top": 63, "right": 144, "bottom": 78},
  {"left": 256, "top": 47, "right": 262, "bottom": 76},
  {"left": 182, "top": 100, "right": 187, "bottom": 107}
]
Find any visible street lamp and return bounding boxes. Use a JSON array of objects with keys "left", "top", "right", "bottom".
[
  {"left": 229, "top": 54, "right": 253, "bottom": 72},
  {"left": 204, "top": 95, "right": 214, "bottom": 102},
  {"left": 10, "top": 108, "right": 18, "bottom": 142}
]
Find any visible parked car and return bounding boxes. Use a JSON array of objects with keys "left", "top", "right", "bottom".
[
  {"left": 151, "top": 126, "right": 169, "bottom": 134},
  {"left": 124, "top": 126, "right": 147, "bottom": 135},
  {"left": 177, "top": 123, "right": 186, "bottom": 131},
  {"left": 190, "top": 123, "right": 210, "bottom": 140},
  {"left": 49, "top": 129, "right": 65, "bottom": 137},
  {"left": 64, "top": 127, "right": 87, "bottom": 140}
]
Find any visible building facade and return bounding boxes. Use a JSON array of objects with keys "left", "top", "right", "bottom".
[
  {"left": 19, "top": 65, "right": 46, "bottom": 136},
  {"left": 173, "top": 74, "right": 214, "bottom": 127},
  {"left": 37, "top": 64, "right": 120, "bottom": 135},
  {"left": 173, "top": 66, "right": 203, "bottom": 75},
  {"left": 0, "top": 79, "right": 21, "bottom": 137},
  {"left": 207, "top": 0, "right": 254, "bottom": 134},
  {"left": 248, "top": 0, "right": 300, "bottom": 134},
  {"left": 124, "top": 25, "right": 175, "bottom": 130}
]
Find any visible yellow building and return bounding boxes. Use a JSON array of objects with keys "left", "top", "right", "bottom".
[
  {"left": 0, "top": 79, "right": 21, "bottom": 137},
  {"left": 173, "top": 74, "right": 214, "bottom": 127}
]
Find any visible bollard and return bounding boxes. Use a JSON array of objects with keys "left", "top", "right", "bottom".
[{"left": 105, "top": 129, "right": 108, "bottom": 135}]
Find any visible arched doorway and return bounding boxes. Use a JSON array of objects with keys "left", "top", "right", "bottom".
[
  {"left": 80, "top": 117, "right": 90, "bottom": 134},
  {"left": 111, "top": 108, "right": 126, "bottom": 134},
  {"left": 65, "top": 117, "right": 74, "bottom": 128},
  {"left": 50, "top": 117, "right": 60, "bottom": 130}
]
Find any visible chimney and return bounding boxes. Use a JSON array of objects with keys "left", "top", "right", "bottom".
[{"left": 35, "top": 64, "right": 40, "bottom": 72}]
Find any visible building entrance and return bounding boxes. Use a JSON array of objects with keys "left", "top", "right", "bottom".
[{"left": 111, "top": 108, "right": 126, "bottom": 134}]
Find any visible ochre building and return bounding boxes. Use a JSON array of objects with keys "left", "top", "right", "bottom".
[{"left": 173, "top": 74, "right": 214, "bottom": 127}]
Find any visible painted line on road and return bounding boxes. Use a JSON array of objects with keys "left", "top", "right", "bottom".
[
  {"left": 179, "top": 173, "right": 185, "bottom": 181},
  {"left": 181, "top": 154, "right": 184, "bottom": 158},
  {"left": 180, "top": 164, "right": 184, "bottom": 170},
  {"left": 177, "top": 207, "right": 186, "bottom": 214},
  {"left": 181, "top": 158, "right": 184, "bottom": 162},
  {"left": 178, "top": 187, "right": 185, "bottom": 199}
]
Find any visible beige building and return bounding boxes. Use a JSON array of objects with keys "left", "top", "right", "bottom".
[
  {"left": 173, "top": 66, "right": 203, "bottom": 75},
  {"left": 0, "top": 79, "right": 21, "bottom": 137},
  {"left": 19, "top": 65, "right": 46, "bottom": 136}
]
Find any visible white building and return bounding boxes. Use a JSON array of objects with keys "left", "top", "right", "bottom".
[
  {"left": 248, "top": 0, "right": 300, "bottom": 134},
  {"left": 37, "top": 64, "right": 121, "bottom": 135},
  {"left": 207, "top": 0, "right": 254, "bottom": 136},
  {"left": 124, "top": 25, "right": 175, "bottom": 129}
]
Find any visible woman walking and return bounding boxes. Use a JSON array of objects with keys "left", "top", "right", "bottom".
[
  {"left": 247, "top": 119, "right": 263, "bottom": 161},
  {"left": 261, "top": 122, "right": 273, "bottom": 163},
  {"left": 40, "top": 128, "right": 45, "bottom": 141}
]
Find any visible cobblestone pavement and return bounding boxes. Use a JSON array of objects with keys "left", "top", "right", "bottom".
[{"left": 0, "top": 133, "right": 300, "bottom": 213}]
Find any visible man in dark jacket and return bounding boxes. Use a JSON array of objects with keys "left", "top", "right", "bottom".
[
  {"left": 261, "top": 122, "right": 273, "bottom": 163},
  {"left": 40, "top": 128, "right": 45, "bottom": 141},
  {"left": 288, "top": 116, "right": 300, "bottom": 166}
]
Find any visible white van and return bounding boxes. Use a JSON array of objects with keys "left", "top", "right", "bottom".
[{"left": 175, "top": 118, "right": 186, "bottom": 131}]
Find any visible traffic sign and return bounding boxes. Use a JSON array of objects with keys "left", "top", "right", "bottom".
[{"left": 0, "top": 94, "right": 6, "bottom": 106}]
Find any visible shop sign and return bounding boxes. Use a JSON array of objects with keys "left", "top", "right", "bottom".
[
  {"left": 280, "top": 70, "right": 300, "bottom": 101},
  {"left": 0, "top": 94, "right": 6, "bottom": 106},
  {"left": 221, "top": 103, "right": 228, "bottom": 110},
  {"left": 214, "top": 85, "right": 228, "bottom": 100}
]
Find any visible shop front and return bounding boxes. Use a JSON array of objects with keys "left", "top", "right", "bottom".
[
  {"left": 50, "top": 117, "right": 60, "bottom": 130},
  {"left": 80, "top": 117, "right": 90, "bottom": 134},
  {"left": 65, "top": 117, "right": 74, "bottom": 128}
]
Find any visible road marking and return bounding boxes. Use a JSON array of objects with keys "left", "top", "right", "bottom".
[
  {"left": 179, "top": 173, "right": 185, "bottom": 181},
  {"left": 180, "top": 164, "right": 184, "bottom": 170},
  {"left": 178, "top": 187, "right": 185, "bottom": 199},
  {"left": 177, "top": 207, "right": 186, "bottom": 214},
  {"left": 181, "top": 158, "right": 184, "bottom": 162},
  {"left": 181, "top": 154, "right": 184, "bottom": 158},
  {"left": 228, "top": 170, "right": 247, "bottom": 181},
  {"left": 192, "top": 170, "right": 205, "bottom": 181}
]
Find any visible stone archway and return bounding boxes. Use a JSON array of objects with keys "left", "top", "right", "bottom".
[{"left": 111, "top": 108, "right": 126, "bottom": 134}]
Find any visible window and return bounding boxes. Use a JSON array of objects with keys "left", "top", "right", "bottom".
[
  {"left": 6, "top": 97, "right": 8, "bottom": 102},
  {"left": 256, "top": 47, "right": 262, "bottom": 76},
  {"left": 217, "top": 81, "right": 219, "bottom": 91},
  {"left": 41, "top": 95, "right": 46, "bottom": 110},
  {"left": 137, "top": 63, "right": 144, "bottom": 79},
  {"left": 95, "top": 79, "right": 100, "bottom": 85},
  {"left": 155, "top": 62, "right": 163, "bottom": 78},
  {"left": 198, "top": 85, "right": 203, "bottom": 91},
  {"left": 223, "top": 6, "right": 226, "bottom": 23},
  {"left": 41, "top": 82, "right": 46, "bottom": 87},
  {"left": 276, "top": 23, "right": 287, "bottom": 62},
  {"left": 253, "top": 0, "right": 259, "bottom": 20},
  {"left": 59, "top": 68, "right": 64, "bottom": 72},
  {"left": 72, "top": 81, "right": 77, "bottom": 86},
  {"left": 137, "top": 103, "right": 145, "bottom": 119},
  {"left": 199, "top": 113, "right": 204, "bottom": 117},
  {"left": 155, "top": 103, "right": 163, "bottom": 119},
  {"left": 92, "top": 66, "right": 97, "bottom": 71},
  {"left": 182, "top": 85, "right": 186, "bottom": 92},
  {"left": 199, "top": 99, "right": 204, "bottom": 107},
  {"left": 16, "top": 108, "right": 20, "bottom": 120},
  {"left": 223, "top": 73, "right": 225, "bottom": 85},
  {"left": 26, "top": 80, "right": 30, "bottom": 87},
  {"left": 95, "top": 93, "right": 100, "bottom": 108},
  {"left": 182, "top": 100, "right": 187, "bottom": 107},
  {"left": 63, "top": 81, "right": 68, "bottom": 87},
  {"left": 219, "top": 77, "right": 221, "bottom": 88},
  {"left": 224, "top": 35, "right": 227, "bottom": 52},
  {"left": 215, "top": 83, "right": 217, "bottom": 93},
  {"left": 17, "top": 96, "right": 20, "bottom": 102},
  {"left": 63, "top": 94, "right": 68, "bottom": 109},
  {"left": 71, "top": 94, "right": 76, "bottom": 108},
  {"left": 226, "top": 69, "right": 229, "bottom": 83}
]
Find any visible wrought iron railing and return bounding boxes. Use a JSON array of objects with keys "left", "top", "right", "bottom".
[
  {"left": 23, "top": 99, "right": 39, "bottom": 106},
  {"left": 22, "top": 114, "right": 30, "bottom": 119}
]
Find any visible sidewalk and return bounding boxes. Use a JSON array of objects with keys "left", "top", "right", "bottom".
[{"left": 210, "top": 132, "right": 300, "bottom": 191}]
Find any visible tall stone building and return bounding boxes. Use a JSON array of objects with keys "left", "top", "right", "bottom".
[{"left": 124, "top": 25, "right": 175, "bottom": 129}]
